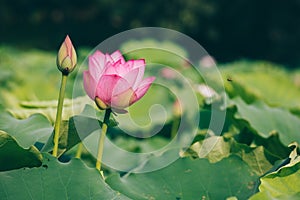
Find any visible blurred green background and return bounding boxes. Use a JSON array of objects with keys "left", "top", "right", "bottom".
[
  {"left": 1, "top": 0, "right": 300, "bottom": 67},
  {"left": 1, "top": 0, "right": 300, "bottom": 120}
]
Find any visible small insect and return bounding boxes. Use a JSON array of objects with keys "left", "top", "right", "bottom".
[
  {"left": 227, "top": 76, "right": 233, "bottom": 82},
  {"left": 42, "top": 164, "right": 48, "bottom": 169}
]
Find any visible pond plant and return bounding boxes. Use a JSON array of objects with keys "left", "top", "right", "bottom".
[{"left": 0, "top": 34, "right": 299, "bottom": 200}]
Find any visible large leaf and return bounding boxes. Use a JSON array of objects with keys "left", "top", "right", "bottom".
[
  {"left": 106, "top": 156, "right": 258, "bottom": 199},
  {"left": 113, "top": 136, "right": 169, "bottom": 153},
  {"left": 0, "top": 112, "right": 53, "bottom": 148},
  {"left": 0, "top": 153, "right": 130, "bottom": 200},
  {"left": 228, "top": 97, "right": 300, "bottom": 146},
  {"left": 184, "top": 136, "right": 273, "bottom": 176},
  {"left": 253, "top": 133, "right": 291, "bottom": 161},
  {"left": 250, "top": 160, "right": 300, "bottom": 200},
  {"left": 8, "top": 96, "right": 90, "bottom": 123},
  {"left": 0, "top": 131, "right": 42, "bottom": 171},
  {"left": 221, "top": 61, "right": 300, "bottom": 111}
]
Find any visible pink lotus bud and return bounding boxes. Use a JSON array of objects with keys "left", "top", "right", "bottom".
[
  {"left": 83, "top": 50, "right": 155, "bottom": 113},
  {"left": 57, "top": 35, "right": 77, "bottom": 75}
]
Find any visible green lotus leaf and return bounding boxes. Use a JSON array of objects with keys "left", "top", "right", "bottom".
[
  {"left": 106, "top": 155, "right": 258, "bottom": 199},
  {"left": 0, "top": 112, "right": 52, "bottom": 148},
  {"left": 0, "top": 131, "right": 42, "bottom": 171},
  {"left": 250, "top": 160, "right": 300, "bottom": 200},
  {"left": 185, "top": 136, "right": 273, "bottom": 176},
  {"left": 0, "top": 153, "right": 130, "bottom": 200},
  {"left": 228, "top": 97, "right": 300, "bottom": 146},
  {"left": 221, "top": 61, "right": 300, "bottom": 111}
]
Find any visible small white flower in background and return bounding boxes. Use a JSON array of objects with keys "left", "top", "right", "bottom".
[
  {"left": 199, "top": 55, "right": 216, "bottom": 68},
  {"left": 196, "top": 84, "right": 217, "bottom": 98},
  {"left": 195, "top": 84, "right": 219, "bottom": 104}
]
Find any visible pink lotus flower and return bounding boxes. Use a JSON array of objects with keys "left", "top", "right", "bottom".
[{"left": 83, "top": 50, "right": 155, "bottom": 112}]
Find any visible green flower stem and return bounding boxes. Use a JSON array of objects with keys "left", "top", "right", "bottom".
[
  {"left": 75, "top": 142, "right": 83, "bottom": 159},
  {"left": 52, "top": 74, "right": 68, "bottom": 157},
  {"left": 171, "top": 116, "right": 180, "bottom": 139},
  {"left": 96, "top": 108, "right": 112, "bottom": 172}
]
